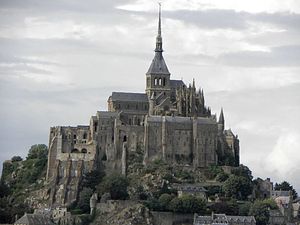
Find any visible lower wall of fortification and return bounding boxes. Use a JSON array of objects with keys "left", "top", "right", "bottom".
[{"left": 151, "top": 211, "right": 193, "bottom": 225}]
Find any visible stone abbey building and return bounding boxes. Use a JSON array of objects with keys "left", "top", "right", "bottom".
[{"left": 46, "top": 7, "right": 240, "bottom": 207}]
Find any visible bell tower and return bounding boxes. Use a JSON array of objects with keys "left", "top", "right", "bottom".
[{"left": 145, "top": 4, "right": 171, "bottom": 100}]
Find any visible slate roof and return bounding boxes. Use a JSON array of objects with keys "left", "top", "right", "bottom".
[
  {"left": 14, "top": 213, "right": 55, "bottom": 225},
  {"left": 146, "top": 52, "right": 170, "bottom": 75},
  {"left": 170, "top": 79, "right": 185, "bottom": 88},
  {"left": 194, "top": 214, "right": 256, "bottom": 225},
  {"left": 178, "top": 185, "right": 208, "bottom": 193},
  {"left": 147, "top": 116, "right": 216, "bottom": 125},
  {"left": 110, "top": 92, "right": 148, "bottom": 103},
  {"left": 97, "top": 111, "right": 119, "bottom": 118}
]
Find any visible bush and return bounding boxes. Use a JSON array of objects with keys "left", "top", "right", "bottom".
[
  {"left": 210, "top": 200, "right": 239, "bottom": 215},
  {"left": 169, "top": 195, "right": 206, "bottom": 213},
  {"left": 97, "top": 173, "right": 129, "bottom": 200},
  {"left": 11, "top": 156, "right": 22, "bottom": 162},
  {"left": 159, "top": 193, "right": 173, "bottom": 211},
  {"left": 27, "top": 144, "right": 48, "bottom": 159},
  {"left": 249, "top": 200, "right": 270, "bottom": 225}
]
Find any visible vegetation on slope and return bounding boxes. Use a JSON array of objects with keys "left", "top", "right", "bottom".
[{"left": 0, "top": 144, "right": 48, "bottom": 223}]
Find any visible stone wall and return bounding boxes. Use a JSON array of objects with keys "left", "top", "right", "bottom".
[{"left": 151, "top": 211, "right": 193, "bottom": 225}]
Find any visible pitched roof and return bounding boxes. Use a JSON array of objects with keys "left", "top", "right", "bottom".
[
  {"left": 110, "top": 92, "right": 148, "bottom": 102},
  {"left": 146, "top": 52, "right": 170, "bottom": 75},
  {"left": 170, "top": 79, "right": 185, "bottom": 88},
  {"left": 14, "top": 213, "right": 55, "bottom": 225}
]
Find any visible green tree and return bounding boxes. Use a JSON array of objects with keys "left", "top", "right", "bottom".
[
  {"left": 210, "top": 200, "right": 239, "bottom": 215},
  {"left": 231, "top": 165, "right": 253, "bottom": 181},
  {"left": 11, "top": 156, "right": 23, "bottom": 162},
  {"left": 27, "top": 144, "right": 48, "bottom": 159},
  {"left": 180, "top": 195, "right": 206, "bottom": 213},
  {"left": 249, "top": 200, "right": 270, "bottom": 225},
  {"left": 158, "top": 193, "right": 173, "bottom": 211},
  {"left": 239, "top": 202, "right": 252, "bottom": 216},
  {"left": 169, "top": 195, "right": 206, "bottom": 213},
  {"left": 216, "top": 172, "right": 229, "bottom": 182},
  {"left": 222, "top": 175, "right": 252, "bottom": 200},
  {"left": 82, "top": 169, "right": 105, "bottom": 191},
  {"left": 77, "top": 187, "right": 93, "bottom": 213},
  {"left": 97, "top": 173, "right": 129, "bottom": 200},
  {"left": 169, "top": 197, "right": 183, "bottom": 213},
  {"left": 274, "top": 181, "right": 298, "bottom": 199}
]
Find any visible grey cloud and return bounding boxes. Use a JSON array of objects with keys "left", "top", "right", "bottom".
[
  {"left": 164, "top": 9, "right": 248, "bottom": 29},
  {"left": 163, "top": 9, "right": 300, "bottom": 31},
  {"left": 0, "top": 0, "right": 131, "bottom": 14},
  {"left": 218, "top": 45, "right": 300, "bottom": 67}
]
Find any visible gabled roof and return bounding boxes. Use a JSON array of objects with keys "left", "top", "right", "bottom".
[
  {"left": 14, "top": 213, "right": 55, "bottom": 225},
  {"left": 170, "top": 79, "right": 185, "bottom": 88},
  {"left": 110, "top": 92, "right": 148, "bottom": 102},
  {"left": 146, "top": 52, "right": 170, "bottom": 75}
]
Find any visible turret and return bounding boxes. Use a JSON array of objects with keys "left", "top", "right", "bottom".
[
  {"left": 218, "top": 108, "right": 225, "bottom": 133},
  {"left": 149, "top": 93, "right": 155, "bottom": 115}
]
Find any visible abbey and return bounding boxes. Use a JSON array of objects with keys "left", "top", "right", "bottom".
[{"left": 46, "top": 7, "right": 239, "bottom": 207}]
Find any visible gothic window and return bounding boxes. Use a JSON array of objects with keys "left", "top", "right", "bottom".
[
  {"left": 123, "top": 136, "right": 127, "bottom": 142},
  {"left": 154, "top": 78, "right": 158, "bottom": 86},
  {"left": 73, "top": 134, "right": 77, "bottom": 139},
  {"left": 83, "top": 133, "right": 87, "bottom": 139},
  {"left": 159, "top": 78, "right": 162, "bottom": 86},
  {"left": 94, "top": 122, "right": 98, "bottom": 132},
  {"left": 163, "top": 78, "right": 166, "bottom": 86}
]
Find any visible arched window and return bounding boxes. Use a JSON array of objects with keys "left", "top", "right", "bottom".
[
  {"left": 154, "top": 78, "right": 158, "bottom": 86},
  {"left": 123, "top": 136, "right": 127, "bottom": 142},
  {"left": 81, "top": 148, "right": 87, "bottom": 153},
  {"left": 83, "top": 133, "right": 87, "bottom": 139},
  {"left": 159, "top": 78, "right": 162, "bottom": 86},
  {"left": 163, "top": 78, "right": 166, "bottom": 86},
  {"left": 73, "top": 134, "right": 77, "bottom": 139}
]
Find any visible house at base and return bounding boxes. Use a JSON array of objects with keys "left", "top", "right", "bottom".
[
  {"left": 14, "top": 213, "right": 55, "bottom": 225},
  {"left": 174, "top": 184, "right": 208, "bottom": 200},
  {"left": 194, "top": 213, "right": 256, "bottom": 225}
]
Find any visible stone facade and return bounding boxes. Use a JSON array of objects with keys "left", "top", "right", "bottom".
[{"left": 45, "top": 7, "right": 240, "bottom": 207}]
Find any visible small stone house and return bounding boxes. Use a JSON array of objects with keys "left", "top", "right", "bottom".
[{"left": 175, "top": 184, "right": 208, "bottom": 200}]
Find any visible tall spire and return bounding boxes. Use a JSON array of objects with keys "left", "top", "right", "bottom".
[
  {"left": 155, "top": 3, "right": 163, "bottom": 52},
  {"left": 146, "top": 3, "right": 170, "bottom": 75},
  {"left": 219, "top": 108, "right": 225, "bottom": 124}
]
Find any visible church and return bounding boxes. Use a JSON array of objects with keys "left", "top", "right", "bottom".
[{"left": 45, "top": 6, "right": 240, "bottom": 207}]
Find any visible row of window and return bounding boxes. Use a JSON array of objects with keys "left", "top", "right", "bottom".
[{"left": 71, "top": 148, "right": 87, "bottom": 153}]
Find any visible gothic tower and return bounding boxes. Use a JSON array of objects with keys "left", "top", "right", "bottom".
[{"left": 145, "top": 4, "right": 171, "bottom": 110}]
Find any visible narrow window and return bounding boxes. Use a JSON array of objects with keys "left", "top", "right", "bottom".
[{"left": 159, "top": 78, "right": 162, "bottom": 86}]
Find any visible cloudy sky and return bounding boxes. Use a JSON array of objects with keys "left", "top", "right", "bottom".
[{"left": 0, "top": 0, "right": 299, "bottom": 193}]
